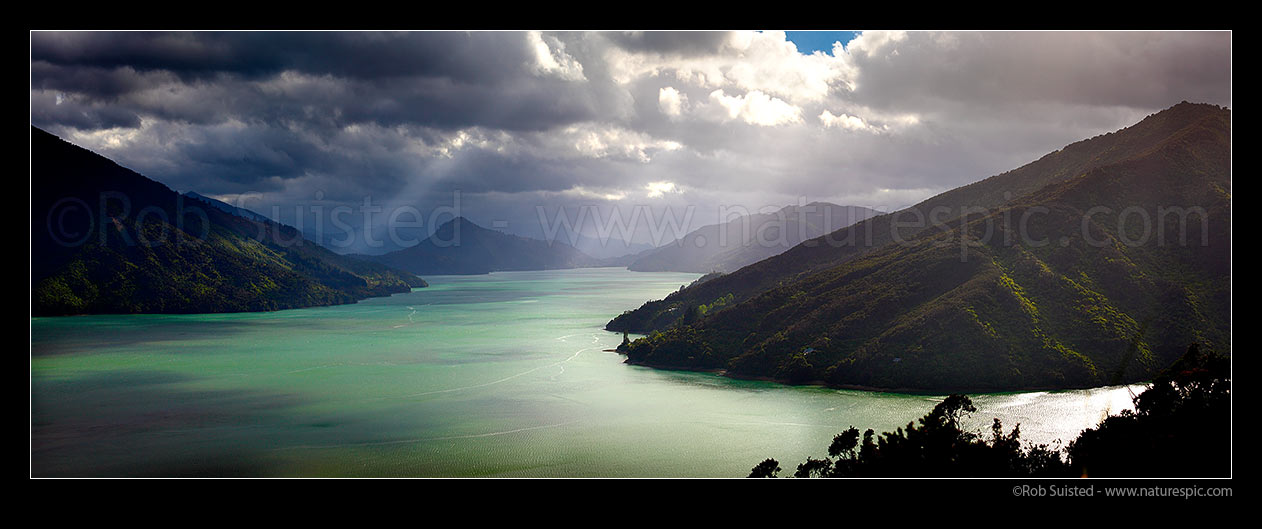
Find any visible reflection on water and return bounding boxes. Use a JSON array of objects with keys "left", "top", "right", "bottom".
[{"left": 31, "top": 268, "right": 1140, "bottom": 477}]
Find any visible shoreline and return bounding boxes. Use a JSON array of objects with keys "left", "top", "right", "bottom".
[
  {"left": 29, "top": 284, "right": 417, "bottom": 318},
  {"left": 622, "top": 357, "right": 1149, "bottom": 396}
]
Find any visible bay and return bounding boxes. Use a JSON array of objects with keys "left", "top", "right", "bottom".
[{"left": 30, "top": 267, "right": 1140, "bottom": 477}]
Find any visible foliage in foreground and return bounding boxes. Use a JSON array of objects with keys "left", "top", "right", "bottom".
[
  {"left": 750, "top": 394, "right": 1067, "bottom": 478},
  {"left": 751, "top": 344, "right": 1230, "bottom": 478},
  {"left": 1067, "top": 343, "right": 1231, "bottom": 477}
]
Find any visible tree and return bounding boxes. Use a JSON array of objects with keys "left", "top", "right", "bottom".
[
  {"left": 929, "top": 393, "right": 976, "bottom": 432},
  {"left": 794, "top": 457, "right": 832, "bottom": 478},
  {"left": 757, "top": 394, "right": 1071, "bottom": 478},
  {"left": 776, "top": 353, "right": 815, "bottom": 384},
  {"left": 748, "top": 458, "right": 781, "bottom": 478},
  {"left": 827, "top": 427, "right": 861, "bottom": 459},
  {"left": 682, "top": 304, "right": 703, "bottom": 325},
  {"left": 1067, "top": 343, "right": 1230, "bottom": 477},
  {"left": 752, "top": 343, "right": 1230, "bottom": 478}
]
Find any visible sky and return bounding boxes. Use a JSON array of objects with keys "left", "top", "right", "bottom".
[
  {"left": 785, "top": 31, "right": 860, "bottom": 54},
  {"left": 30, "top": 30, "right": 1232, "bottom": 254}
]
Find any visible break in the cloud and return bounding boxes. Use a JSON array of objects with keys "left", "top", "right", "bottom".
[{"left": 30, "top": 30, "right": 1231, "bottom": 252}]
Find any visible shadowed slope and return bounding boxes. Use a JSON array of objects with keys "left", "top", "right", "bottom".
[{"left": 31, "top": 127, "right": 425, "bottom": 316}]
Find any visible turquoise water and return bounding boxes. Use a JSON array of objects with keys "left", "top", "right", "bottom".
[{"left": 31, "top": 268, "right": 1140, "bottom": 477}]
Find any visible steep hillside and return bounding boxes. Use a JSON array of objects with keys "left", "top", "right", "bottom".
[
  {"left": 183, "top": 191, "right": 273, "bottom": 223},
  {"left": 610, "top": 102, "right": 1231, "bottom": 335},
  {"left": 31, "top": 127, "right": 425, "bottom": 316},
  {"left": 612, "top": 102, "right": 1230, "bottom": 391}
]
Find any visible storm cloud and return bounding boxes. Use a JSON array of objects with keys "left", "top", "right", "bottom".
[{"left": 30, "top": 30, "right": 1232, "bottom": 252}]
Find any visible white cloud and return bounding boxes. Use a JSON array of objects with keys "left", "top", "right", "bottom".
[
  {"left": 819, "top": 110, "right": 875, "bottom": 132},
  {"left": 557, "top": 185, "right": 627, "bottom": 201},
  {"left": 559, "top": 124, "right": 683, "bottom": 163},
  {"left": 430, "top": 128, "right": 511, "bottom": 158},
  {"left": 601, "top": 31, "right": 853, "bottom": 104},
  {"left": 527, "top": 31, "right": 587, "bottom": 82},
  {"left": 708, "top": 89, "right": 803, "bottom": 126},
  {"left": 842, "top": 31, "right": 909, "bottom": 61},
  {"left": 645, "top": 180, "right": 681, "bottom": 198},
  {"left": 67, "top": 122, "right": 146, "bottom": 149},
  {"left": 658, "top": 86, "right": 686, "bottom": 117},
  {"left": 720, "top": 31, "right": 850, "bottom": 102},
  {"left": 403, "top": 123, "right": 683, "bottom": 164}
]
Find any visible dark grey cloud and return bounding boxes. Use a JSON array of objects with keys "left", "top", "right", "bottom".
[
  {"left": 30, "top": 31, "right": 616, "bottom": 195},
  {"left": 30, "top": 61, "right": 165, "bottom": 98},
  {"left": 30, "top": 30, "right": 1232, "bottom": 250},
  {"left": 334, "top": 76, "right": 600, "bottom": 132},
  {"left": 32, "top": 31, "right": 601, "bottom": 132},
  {"left": 31, "top": 90, "right": 142, "bottom": 129},
  {"left": 178, "top": 126, "right": 321, "bottom": 184},
  {"left": 427, "top": 149, "right": 602, "bottom": 194},
  {"left": 31, "top": 31, "right": 536, "bottom": 83},
  {"left": 605, "top": 31, "right": 734, "bottom": 56}
]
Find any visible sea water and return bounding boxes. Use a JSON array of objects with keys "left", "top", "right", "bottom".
[{"left": 31, "top": 268, "right": 1140, "bottom": 477}]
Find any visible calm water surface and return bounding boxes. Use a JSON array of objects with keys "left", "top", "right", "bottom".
[{"left": 31, "top": 268, "right": 1141, "bottom": 477}]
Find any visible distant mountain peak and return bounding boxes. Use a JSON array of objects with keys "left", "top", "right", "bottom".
[
  {"left": 430, "top": 215, "right": 496, "bottom": 237},
  {"left": 359, "top": 214, "right": 599, "bottom": 275}
]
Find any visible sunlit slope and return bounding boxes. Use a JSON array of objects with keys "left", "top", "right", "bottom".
[
  {"left": 609, "top": 102, "right": 1230, "bottom": 335},
  {"left": 612, "top": 102, "right": 1230, "bottom": 391}
]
